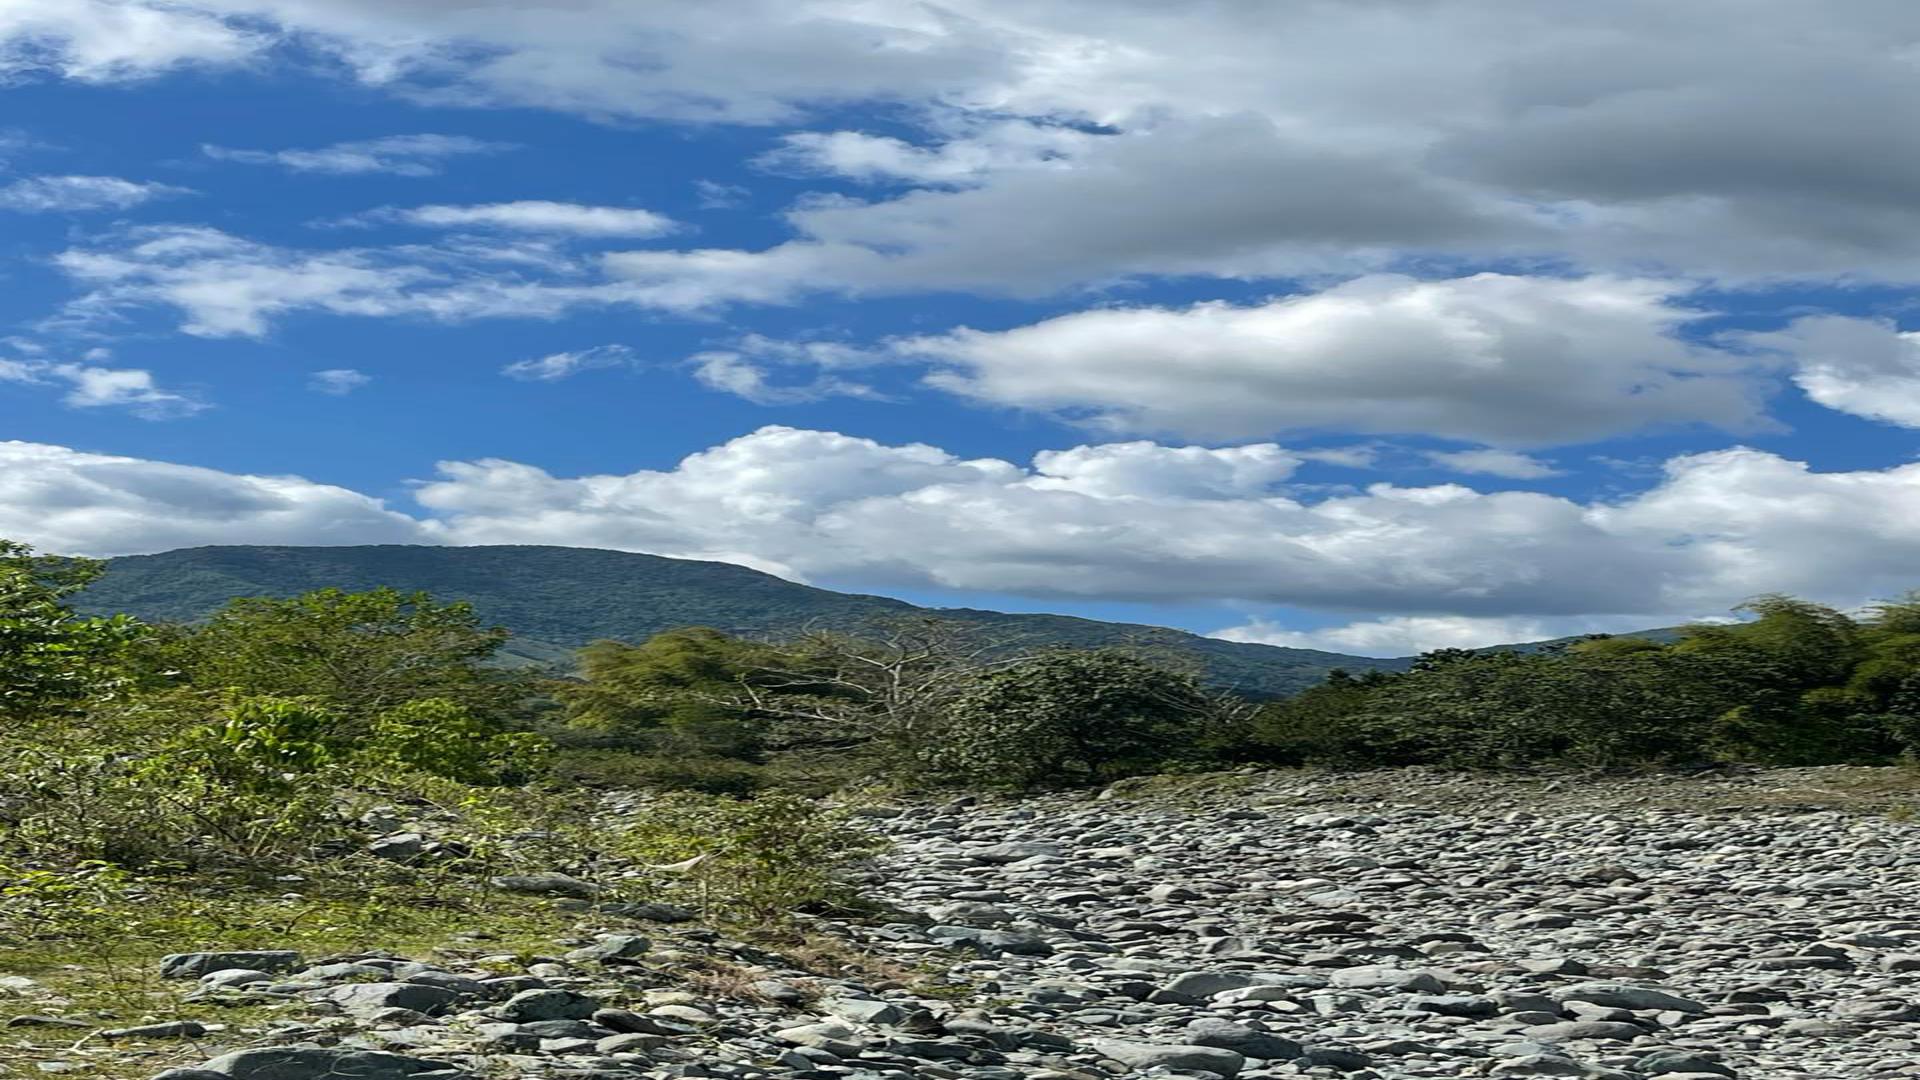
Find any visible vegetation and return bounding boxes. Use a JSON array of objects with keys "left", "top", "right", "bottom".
[
  {"left": 13, "top": 527, "right": 1920, "bottom": 1012},
  {"left": 75, "top": 543, "right": 1411, "bottom": 695},
  {"left": 1253, "top": 596, "right": 1920, "bottom": 769}
]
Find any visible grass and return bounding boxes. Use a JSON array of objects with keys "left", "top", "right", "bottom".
[{"left": 0, "top": 889, "right": 597, "bottom": 1080}]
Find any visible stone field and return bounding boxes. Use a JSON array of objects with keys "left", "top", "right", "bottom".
[{"left": 17, "top": 767, "right": 1920, "bottom": 1080}]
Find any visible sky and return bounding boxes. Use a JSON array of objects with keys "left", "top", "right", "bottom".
[{"left": 3, "top": 2, "right": 1920, "bottom": 657}]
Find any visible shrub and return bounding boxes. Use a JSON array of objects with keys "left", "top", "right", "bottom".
[
  {"left": 938, "top": 649, "right": 1220, "bottom": 788},
  {"left": 620, "top": 792, "right": 882, "bottom": 926},
  {"left": 549, "top": 748, "right": 765, "bottom": 795},
  {"left": 365, "top": 697, "right": 553, "bottom": 784},
  {"left": 0, "top": 541, "right": 146, "bottom": 723}
]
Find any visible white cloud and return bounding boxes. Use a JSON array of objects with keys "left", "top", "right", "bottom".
[
  {"left": 694, "top": 181, "right": 749, "bottom": 209},
  {"left": 4, "top": 428, "right": 1920, "bottom": 629},
  {"left": 1212, "top": 615, "right": 1665, "bottom": 657},
  {"left": 202, "top": 134, "right": 513, "bottom": 176},
  {"left": 1742, "top": 315, "right": 1920, "bottom": 428},
  {"left": 0, "top": 0, "right": 259, "bottom": 83},
  {"left": 0, "top": 440, "right": 422, "bottom": 557},
  {"left": 900, "top": 274, "right": 1769, "bottom": 445},
  {"left": 14, "top": 4, "right": 1920, "bottom": 285},
  {"left": 307, "top": 368, "right": 369, "bottom": 394},
  {"left": 50, "top": 363, "right": 205, "bottom": 418},
  {"left": 383, "top": 201, "right": 677, "bottom": 238},
  {"left": 51, "top": 225, "right": 878, "bottom": 338},
  {"left": 501, "top": 344, "right": 635, "bottom": 381},
  {"left": 1425, "top": 449, "right": 1563, "bottom": 480},
  {"left": 0, "top": 174, "right": 190, "bottom": 212},
  {"left": 686, "top": 335, "right": 887, "bottom": 405},
  {"left": 761, "top": 121, "right": 1089, "bottom": 185},
  {"left": 0, "top": 347, "right": 205, "bottom": 419}
]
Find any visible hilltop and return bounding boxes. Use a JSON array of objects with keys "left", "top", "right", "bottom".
[{"left": 76, "top": 544, "right": 1410, "bottom": 697}]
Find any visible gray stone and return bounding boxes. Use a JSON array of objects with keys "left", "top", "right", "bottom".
[
  {"left": 565, "top": 934, "right": 652, "bottom": 963},
  {"left": 1091, "top": 1040, "right": 1245, "bottom": 1077},
  {"left": 1636, "top": 1050, "right": 1735, "bottom": 1077},
  {"left": 822, "top": 996, "right": 906, "bottom": 1026},
  {"left": 101, "top": 1021, "right": 206, "bottom": 1039},
  {"left": 1521, "top": 1020, "right": 1648, "bottom": 1042},
  {"left": 498, "top": 988, "right": 602, "bottom": 1022},
  {"left": 196, "top": 1048, "right": 457, "bottom": 1079},
  {"left": 1327, "top": 965, "right": 1446, "bottom": 993},
  {"left": 1553, "top": 982, "right": 1706, "bottom": 1013},
  {"left": 315, "top": 982, "right": 461, "bottom": 1018},
  {"left": 1183, "top": 1018, "right": 1302, "bottom": 1060},
  {"left": 160, "top": 952, "right": 300, "bottom": 979}
]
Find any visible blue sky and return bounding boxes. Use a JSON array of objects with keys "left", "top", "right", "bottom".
[{"left": 4, "top": 2, "right": 1920, "bottom": 655}]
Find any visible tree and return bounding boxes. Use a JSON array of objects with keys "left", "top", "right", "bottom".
[
  {"left": 1250, "top": 668, "right": 1397, "bottom": 764},
  {"left": 939, "top": 649, "right": 1224, "bottom": 788},
  {"left": 730, "top": 619, "right": 1033, "bottom": 772},
  {"left": 0, "top": 540, "right": 146, "bottom": 723},
  {"left": 557, "top": 628, "right": 768, "bottom": 757},
  {"left": 158, "top": 587, "right": 517, "bottom": 726}
]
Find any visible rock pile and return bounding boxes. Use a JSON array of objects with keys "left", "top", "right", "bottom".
[{"left": 91, "top": 770, "right": 1920, "bottom": 1078}]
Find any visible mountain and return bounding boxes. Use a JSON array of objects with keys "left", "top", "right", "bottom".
[{"left": 76, "top": 545, "right": 1412, "bottom": 698}]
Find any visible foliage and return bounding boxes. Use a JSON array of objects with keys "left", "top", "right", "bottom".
[
  {"left": 619, "top": 792, "right": 883, "bottom": 926},
  {"left": 731, "top": 619, "right": 1032, "bottom": 775},
  {"left": 148, "top": 586, "right": 518, "bottom": 726},
  {"left": 77, "top": 544, "right": 1411, "bottom": 697},
  {"left": 0, "top": 541, "right": 147, "bottom": 723},
  {"left": 938, "top": 649, "right": 1228, "bottom": 787},
  {"left": 557, "top": 629, "right": 768, "bottom": 755},
  {"left": 548, "top": 747, "right": 765, "bottom": 795},
  {"left": 1255, "top": 594, "right": 1920, "bottom": 770},
  {"left": 366, "top": 697, "right": 554, "bottom": 784}
]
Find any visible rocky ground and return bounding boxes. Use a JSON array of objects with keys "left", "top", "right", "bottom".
[{"left": 8, "top": 767, "right": 1918, "bottom": 1080}]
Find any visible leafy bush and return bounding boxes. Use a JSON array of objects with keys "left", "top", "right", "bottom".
[
  {"left": 620, "top": 792, "right": 882, "bottom": 926},
  {"left": 0, "top": 541, "right": 146, "bottom": 723},
  {"left": 937, "top": 649, "right": 1224, "bottom": 788},
  {"left": 367, "top": 697, "right": 553, "bottom": 784},
  {"left": 148, "top": 586, "right": 522, "bottom": 726},
  {"left": 549, "top": 748, "right": 766, "bottom": 795}
]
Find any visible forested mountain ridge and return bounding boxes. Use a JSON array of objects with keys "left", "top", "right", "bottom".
[{"left": 77, "top": 544, "right": 1410, "bottom": 697}]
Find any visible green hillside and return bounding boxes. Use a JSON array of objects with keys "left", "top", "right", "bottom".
[{"left": 76, "top": 545, "right": 1410, "bottom": 697}]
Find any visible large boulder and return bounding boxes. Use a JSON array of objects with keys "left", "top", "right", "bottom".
[
  {"left": 195, "top": 1048, "right": 459, "bottom": 1079},
  {"left": 160, "top": 952, "right": 300, "bottom": 979}
]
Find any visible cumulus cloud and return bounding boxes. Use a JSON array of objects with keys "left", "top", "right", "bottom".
[
  {"left": 686, "top": 335, "right": 887, "bottom": 405},
  {"left": 307, "top": 368, "right": 369, "bottom": 394},
  {"left": 50, "top": 225, "right": 868, "bottom": 338},
  {"left": 0, "top": 0, "right": 259, "bottom": 82},
  {"left": 202, "top": 134, "right": 514, "bottom": 176},
  {"left": 1212, "top": 614, "right": 1667, "bottom": 658},
  {"left": 0, "top": 174, "right": 190, "bottom": 212},
  {"left": 378, "top": 201, "right": 677, "bottom": 238},
  {"left": 51, "top": 363, "right": 206, "bottom": 418},
  {"left": 1743, "top": 315, "right": 1920, "bottom": 428},
  {"left": 0, "top": 347, "right": 204, "bottom": 418},
  {"left": 18, "top": 4, "right": 1920, "bottom": 285},
  {"left": 4, "top": 428, "right": 1920, "bottom": 637},
  {"left": 406, "top": 435, "right": 1920, "bottom": 619},
  {"left": 760, "top": 120, "right": 1090, "bottom": 185},
  {"left": 501, "top": 344, "right": 634, "bottom": 381},
  {"left": 900, "top": 274, "right": 1769, "bottom": 445},
  {"left": 1425, "top": 449, "right": 1563, "bottom": 480},
  {"left": 0, "top": 441, "right": 423, "bottom": 557}
]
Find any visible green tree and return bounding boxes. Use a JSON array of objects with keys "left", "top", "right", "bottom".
[
  {"left": 1250, "top": 668, "right": 1397, "bottom": 764},
  {"left": 159, "top": 587, "right": 516, "bottom": 725},
  {"left": 0, "top": 540, "right": 146, "bottom": 722},
  {"left": 939, "top": 649, "right": 1221, "bottom": 788},
  {"left": 557, "top": 628, "right": 767, "bottom": 756}
]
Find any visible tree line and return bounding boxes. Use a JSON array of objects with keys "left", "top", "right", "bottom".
[{"left": 9, "top": 538, "right": 1920, "bottom": 807}]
